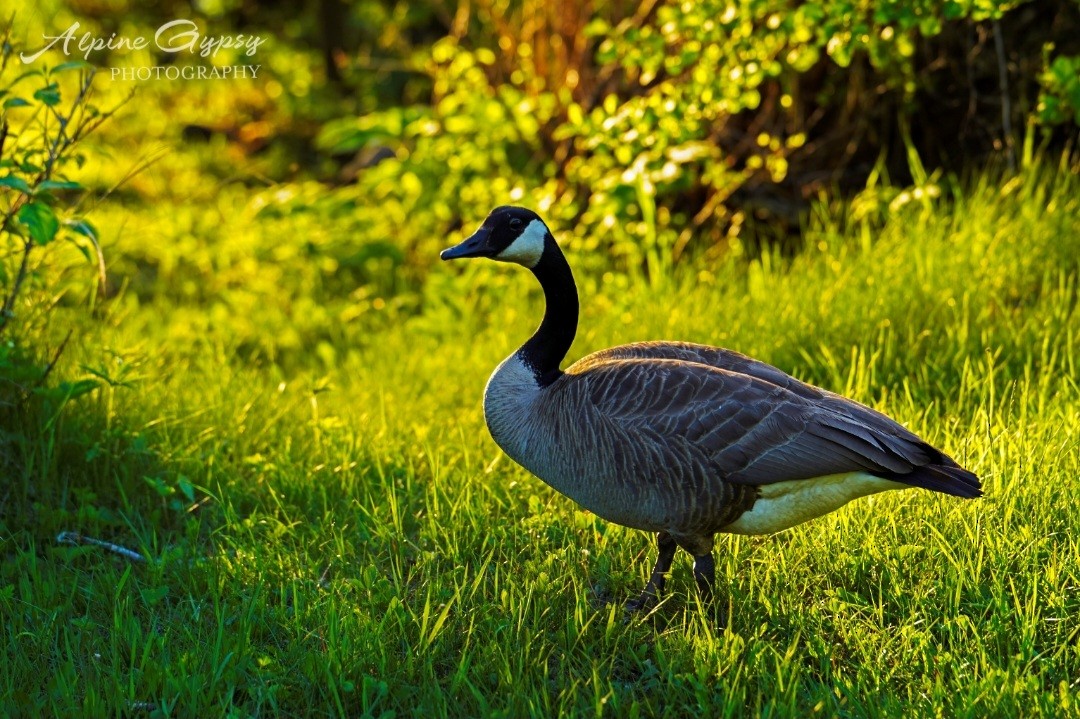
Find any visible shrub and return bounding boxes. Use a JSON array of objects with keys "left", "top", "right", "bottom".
[
  {"left": 0, "top": 26, "right": 120, "bottom": 413},
  {"left": 316, "top": 0, "right": 1080, "bottom": 279}
]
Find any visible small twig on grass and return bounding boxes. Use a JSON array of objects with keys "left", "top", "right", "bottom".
[
  {"left": 56, "top": 531, "right": 146, "bottom": 563},
  {"left": 127, "top": 701, "right": 157, "bottom": 713}
]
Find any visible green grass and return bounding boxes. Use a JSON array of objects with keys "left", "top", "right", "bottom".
[{"left": 2, "top": 160, "right": 1080, "bottom": 717}]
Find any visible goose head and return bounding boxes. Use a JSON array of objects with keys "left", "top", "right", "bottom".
[{"left": 440, "top": 206, "right": 552, "bottom": 269}]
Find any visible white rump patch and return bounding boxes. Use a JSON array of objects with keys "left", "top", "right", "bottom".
[
  {"left": 495, "top": 219, "right": 547, "bottom": 268},
  {"left": 723, "top": 472, "right": 906, "bottom": 535}
]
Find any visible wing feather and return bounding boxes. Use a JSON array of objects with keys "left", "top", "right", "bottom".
[{"left": 564, "top": 350, "right": 981, "bottom": 497}]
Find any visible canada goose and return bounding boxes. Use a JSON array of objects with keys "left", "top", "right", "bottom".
[{"left": 441, "top": 206, "right": 982, "bottom": 611}]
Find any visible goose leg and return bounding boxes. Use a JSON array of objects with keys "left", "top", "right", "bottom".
[
  {"left": 625, "top": 531, "right": 678, "bottom": 611},
  {"left": 692, "top": 553, "right": 715, "bottom": 602},
  {"left": 670, "top": 534, "right": 716, "bottom": 604}
]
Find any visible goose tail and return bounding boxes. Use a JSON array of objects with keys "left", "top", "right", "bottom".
[{"left": 886, "top": 461, "right": 983, "bottom": 499}]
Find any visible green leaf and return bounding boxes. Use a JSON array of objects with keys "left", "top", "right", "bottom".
[
  {"left": 65, "top": 218, "right": 98, "bottom": 240},
  {"left": 52, "top": 60, "right": 91, "bottom": 74},
  {"left": 2, "top": 97, "right": 30, "bottom": 109},
  {"left": 34, "top": 378, "right": 100, "bottom": 402},
  {"left": 33, "top": 84, "right": 61, "bottom": 106},
  {"left": 10, "top": 69, "right": 44, "bottom": 85},
  {"left": 57, "top": 378, "right": 100, "bottom": 400},
  {"left": 143, "top": 475, "right": 173, "bottom": 497},
  {"left": 16, "top": 201, "right": 60, "bottom": 245},
  {"left": 177, "top": 476, "right": 196, "bottom": 503},
  {"left": 0, "top": 175, "right": 31, "bottom": 193},
  {"left": 38, "top": 180, "right": 83, "bottom": 192},
  {"left": 65, "top": 234, "right": 93, "bottom": 262}
]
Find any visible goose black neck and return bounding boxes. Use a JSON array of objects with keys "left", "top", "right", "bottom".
[{"left": 519, "top": 238, "right": 578, "bottom": 387}]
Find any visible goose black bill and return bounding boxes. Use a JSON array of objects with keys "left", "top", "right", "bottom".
[{"left": 441, "top": 227, "right": 493, "bottom": 260}]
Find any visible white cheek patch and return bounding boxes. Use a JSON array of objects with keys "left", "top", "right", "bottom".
[{"left": 495, "top": 219, "right": 547, "bottom": 268}]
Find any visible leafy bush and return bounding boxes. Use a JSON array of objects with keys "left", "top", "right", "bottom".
[
  {"left": 1038, "top": 49, "right": 1080, "bottom": 126},
  {"left": 316, "top": 0, "right": 1080, "bottom": 280},
  {"left": 0, "top": 30, "right": 119, "bottom": 414}
]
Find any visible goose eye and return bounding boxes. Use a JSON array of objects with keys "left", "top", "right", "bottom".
[{"left": 509, "top": 218, "right": 523, "bottom": 230}]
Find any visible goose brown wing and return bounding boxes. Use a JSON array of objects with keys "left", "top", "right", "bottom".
[{"left": 568, "top": 357, "right": 981, "bottom": 496}]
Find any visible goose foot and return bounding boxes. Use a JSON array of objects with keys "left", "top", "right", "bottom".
[{"left": 624, "top": 531, "right": 677, "bottom": 612}]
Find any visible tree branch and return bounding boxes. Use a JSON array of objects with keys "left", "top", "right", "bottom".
[{"left": 992, "top": 20, "right": 1015, "bottom": 173}]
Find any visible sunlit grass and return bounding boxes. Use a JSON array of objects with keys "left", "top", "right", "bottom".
[{"left": 1, "top": 161, "right": 1078, "bottom": 716}]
